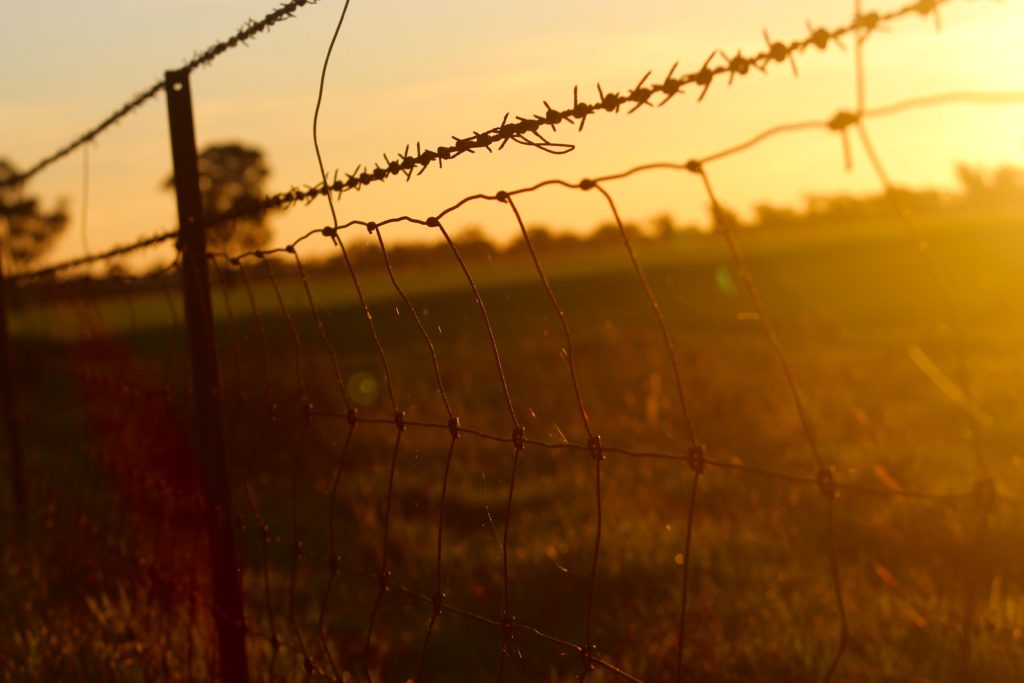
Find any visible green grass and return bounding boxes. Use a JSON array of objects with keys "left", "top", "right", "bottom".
[{"left": 4, "top": 210, "right": 1024, "bottom": 682}]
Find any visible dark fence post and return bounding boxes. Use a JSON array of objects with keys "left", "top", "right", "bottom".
[
  {"left": 164, "top": 67, "right": 249, "bottom": 683},
  {"left": 0, "top": 252, "right": 27, "bottom": 543}
]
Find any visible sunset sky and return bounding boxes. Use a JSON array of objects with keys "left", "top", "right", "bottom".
[{"left": 2, "top": 0, "right": 1023, "bottom": 271}]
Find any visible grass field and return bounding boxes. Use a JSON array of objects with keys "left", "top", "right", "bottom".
[{"left": 3, "top": 208, "right": 1024, "bottom": 682}]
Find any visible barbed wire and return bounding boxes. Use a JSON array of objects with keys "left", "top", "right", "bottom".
[
  {"left": 7, "top": 0, "right": 1024, "bottom": 680},
  {"left": 208, "top": 0, "right": 960, "bottom": 220},
  {"left": 13, "top": 87, "right": 1024, "bottom": 286},
  {"left": 2, "top": 0, "right": 956, "bottom": 199},
  {"left": 0, "top": 0, "right": 322, "bottom": 189},
  {"left": 4, "top": 0, "right": 998, "bottom": 287},
  {"left": 10, "top": 229, "right": 177, "bottom": 283}
]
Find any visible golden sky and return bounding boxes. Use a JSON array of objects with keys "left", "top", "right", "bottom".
[{"left": 2, "top": 0, "right": 1023, "bottom": 270}]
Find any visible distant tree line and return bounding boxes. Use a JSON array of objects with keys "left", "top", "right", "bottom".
[
  {"left": 320, "top": 162, "right": 1024, "bottom": 272},
  {"left": 750, "top": 163, "right": 1024, "bottom": 230}
]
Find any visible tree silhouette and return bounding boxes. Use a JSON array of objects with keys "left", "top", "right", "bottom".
[
  {"left": 0, "top": 160, "right": 68, "bottom": 265},
  {"left": 167, "top": 143, "right": 271, "bottom": 253}
]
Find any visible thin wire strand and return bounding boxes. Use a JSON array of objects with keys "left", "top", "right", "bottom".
[
  {"left": 503, "top": 194, "right": 606, "bottom": 680},
  {"left": 80, "top": 144, "right": 91, "bottom": 256},
  {"left": 292, "top": 249, "right": 353, "bottom": 410},
  {"left": 586, "top": 183, "right": 706, "bottom": 681},
  {"left": 847, "top": 12, "right": 992, "bottom": 675},
  {"left": 696, "top": 165, "right": 848, "bottom": 682},
  {"left": 200, "top": 0, "right": 957, "bottom": 214},
  {"left": 2, "top": 0, "right": 324, "bottom": 189},
  {"left": 11, "top": 5, "right": 1024, "bottom": 679}
]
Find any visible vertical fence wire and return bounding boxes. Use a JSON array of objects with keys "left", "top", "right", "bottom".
[{"left": 4, "top": 2, "right": 1024, "bottom": 680}]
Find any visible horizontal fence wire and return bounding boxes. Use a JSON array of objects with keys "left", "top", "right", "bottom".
[
  {"left": 193, "top": 150, "right": 1020, "bottom": 679},
  {"left": 0, "top": 0, "right": 322, "bottom": 189},
  {"left": 14, "top": 88, "right": 1024, "bottom": 285},
  {"left": 189, "top": 0, "right": 969, "bottom": 221},
  {"left": 11, "top": 229, "right": 178, "bottom": 282},
  {"left": 13, "top": 126, "right": 1023, "bottom": 680},
  {"left": 197, "top": 154, "right": 1022, "bottom": 507},
  {"left": 6, "top": 0, "right": 1024, "bottom": 681},
  {"left": 1, "top": 0, "right": 962, "bottom": 197}
]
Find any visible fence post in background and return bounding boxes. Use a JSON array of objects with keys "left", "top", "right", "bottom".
[
  {"left": 164, "top": 67, "right": 250, "bottom": 683},
  {"left": 0, "top": 253, "right": 27, "bottom": 543}
]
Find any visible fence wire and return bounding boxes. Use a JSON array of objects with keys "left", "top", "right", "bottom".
[
  {"left": 0, "top": 0, "right": 965, "bottom": 197},
  {"left": 0, "top": 0, "right": 322, "bottom": 189},
  {"left": 183, "top": 0, "right": 972, "bottom": 224},
  {"left": 4, "top": 1, "right": 1024, "bottom": 682}
]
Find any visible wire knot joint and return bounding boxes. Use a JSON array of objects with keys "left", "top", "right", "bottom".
[
  {"left": 512, "top": 426, "right": 526, "bottom": 451},
  {"left": 828, "top": 110, "right": 861, "bottom": 131},
  {"left": 432, "top": 591, "right": 445, "bottom": 616},
  {"left": 687, "top": 444, "right": 706, "bottom": 474},
  {"left": 501, "top": 612, "right": 517, "bottom": 642},
  {"left": 580, "top": 643, "right": 597, "bottom": 673}
]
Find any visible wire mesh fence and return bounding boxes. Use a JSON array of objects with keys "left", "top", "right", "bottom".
[{"left": 2, "top": 0, "right": 1024, "bottom": 681}]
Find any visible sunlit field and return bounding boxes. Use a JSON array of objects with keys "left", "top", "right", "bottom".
[
  {"left": 4, "top": 0, "right": 1024, "bottom": 678},
  {"left": 4, "top": 200, "right": 1024, "bottom": 681}
]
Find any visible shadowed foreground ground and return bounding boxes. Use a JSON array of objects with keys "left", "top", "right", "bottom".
[{"left": 3, "top": 211, "right": 1024, "bottom": 681}]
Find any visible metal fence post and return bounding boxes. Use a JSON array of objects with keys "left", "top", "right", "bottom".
[
  {"left": 0, "top": 251, "right": 27, "bottom": 543},
  {"left": 164, "top": 67, "right": 249, "bottom": 683}
]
